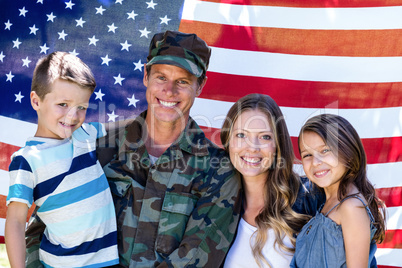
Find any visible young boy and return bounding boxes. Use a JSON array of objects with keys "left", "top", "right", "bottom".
[{"left": 5, "top": 52, "right": 119, "bottom": 267}]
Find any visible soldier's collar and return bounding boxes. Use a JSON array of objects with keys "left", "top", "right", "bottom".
[
  {"left": 120, "top": 112, "right": 210, "bottom": 156},
  {"left": 177, "top": 117, "right": 209, "bottom": 156},
  {"left": 118, "top": 111, "right": 147, "bottom": 155}
]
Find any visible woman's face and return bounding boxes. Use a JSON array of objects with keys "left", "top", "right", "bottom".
[{"left": 228, "top": 109, "right": 276, "bottom": 181}]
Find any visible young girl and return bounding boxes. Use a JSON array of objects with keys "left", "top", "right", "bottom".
[
  {"left": 221, "top": 94, "right": 323, "bottom": 268},
  {"left": 291, "top": 114, "right": 386, "bottom": 267}
]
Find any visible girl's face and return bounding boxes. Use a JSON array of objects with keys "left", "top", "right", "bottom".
[
  {"left": 229, "top": 109, "right": 276, "bottom": 181},
  {"left": 299, "top": 131, "right": 347, "bottom": 191}
]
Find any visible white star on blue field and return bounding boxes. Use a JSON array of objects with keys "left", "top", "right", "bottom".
[{"left": 0, "top": 0, "right": 183, "bottom": 123}]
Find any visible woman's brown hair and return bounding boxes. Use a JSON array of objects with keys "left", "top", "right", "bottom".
[{"left": 221, "top": 93, "right": 311, "bottom": 267}]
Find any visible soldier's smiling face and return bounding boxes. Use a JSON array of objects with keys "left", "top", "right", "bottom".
[{"left": 144, "top": 64, "right": 203, "bottom": 125}]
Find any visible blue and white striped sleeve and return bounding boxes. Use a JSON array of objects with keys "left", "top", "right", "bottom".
[{"left": 7, "top": 154, "right": 34, "bottom": 207}]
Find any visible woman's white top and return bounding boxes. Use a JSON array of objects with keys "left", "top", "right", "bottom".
[{"left": 224, "top": 218, "right": 294, "bottom": 268}]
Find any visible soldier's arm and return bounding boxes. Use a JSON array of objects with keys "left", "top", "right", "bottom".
[
  {"left": 25, "top": 207, "right": 45, "bottom": 268},
  {"left": 293, "top": 176, "right": 325, "bottom": 216},
  {"left": 158, "top": 160, "right": 242, "bottom": 268}
]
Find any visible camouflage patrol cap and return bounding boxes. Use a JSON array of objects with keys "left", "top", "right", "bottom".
[{"left": 147, "top": 30, "right": 211, "bottom": 77}]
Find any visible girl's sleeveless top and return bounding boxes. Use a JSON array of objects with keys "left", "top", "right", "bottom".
[{"left": 290, "top": 195, "right": 377, "bottom": 268}]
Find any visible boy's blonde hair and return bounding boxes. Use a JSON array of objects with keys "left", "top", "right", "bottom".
[{"left": 31, "top": 51, "right": 96, "bottom": 99}]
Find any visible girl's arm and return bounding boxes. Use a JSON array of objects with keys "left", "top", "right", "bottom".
[
  {"left": 340, "top": 198, "right": 371, "bottom": 268},
  {"left": 5, "top": 202, "right": 29, "bottom": 268}
]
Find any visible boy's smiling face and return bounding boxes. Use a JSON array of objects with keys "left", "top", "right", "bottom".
[{"left": 31, "top": 79, "right": 92, "bottom": 139}]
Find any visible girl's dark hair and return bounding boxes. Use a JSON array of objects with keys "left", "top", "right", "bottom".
[{"left": 299, "top": 114, "right": 386, "bottom": 242}]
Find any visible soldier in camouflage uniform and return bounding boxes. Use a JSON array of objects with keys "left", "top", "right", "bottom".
[{"left": 25, "top": 30, "right": 242, "bottom": 268}]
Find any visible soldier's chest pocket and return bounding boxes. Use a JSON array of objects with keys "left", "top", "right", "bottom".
[{"left": 156, "top": 192, "right": 198, "bottom": 255}]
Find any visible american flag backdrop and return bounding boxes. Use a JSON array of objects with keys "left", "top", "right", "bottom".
[{"left": 0, "top": 0, "right": 401, "bottom": 267}]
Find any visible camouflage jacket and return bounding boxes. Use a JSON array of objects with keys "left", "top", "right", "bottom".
[{"left": 100, "top": 111, "right": 242, "bottom": 267}]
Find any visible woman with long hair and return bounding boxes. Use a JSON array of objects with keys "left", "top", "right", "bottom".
[{"left": 221, "top": 94, "right": 322, "bottom": 267}]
